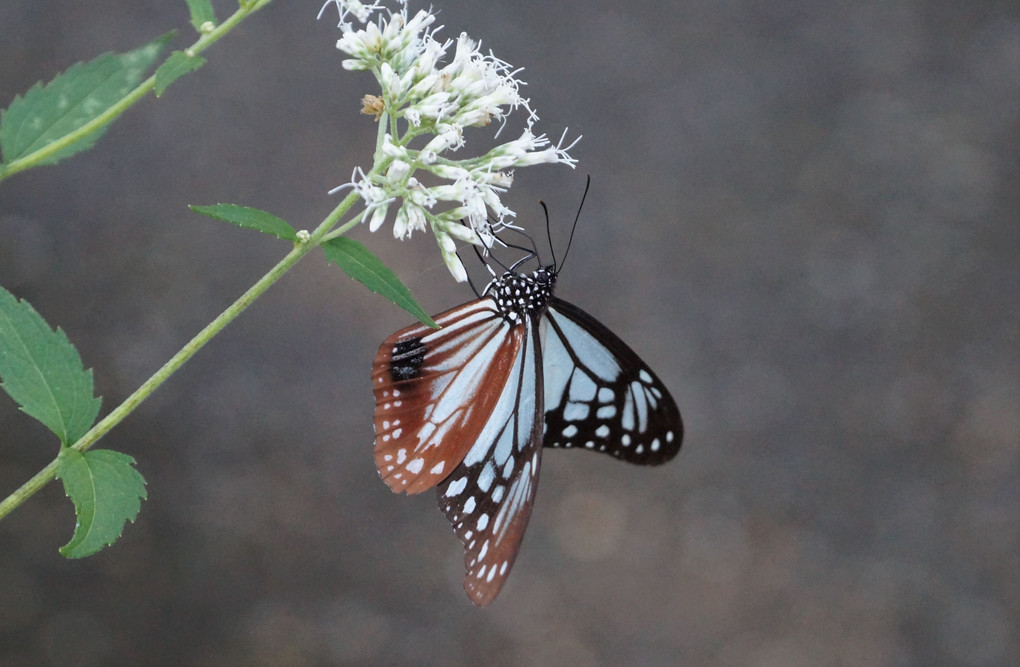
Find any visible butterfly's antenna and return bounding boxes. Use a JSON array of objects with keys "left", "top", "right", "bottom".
[
  {"left": 556, "top": 175, "right": 591, "bottom": 273},
  {"left": 506, "top": 227, "right": 541, "bottom": 272},
  {"left": 470, "top": 231, "right": 501, "bottom": 278},
  {"left": 479, "top": 227, "right": 537, "bottom": 274},
  {"left": 540, "top": 200, "right": 556, "bottom": 269}
]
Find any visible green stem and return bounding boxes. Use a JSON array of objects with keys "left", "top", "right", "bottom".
[
  {"left": 0, "top": 185, "right": 365, "bottom": 522},
  {"left": 0, "top": 459, "right": 60, "bottom": 520},
  {"left": 0, "top": 0, "right": 274, "bottom": 181}
]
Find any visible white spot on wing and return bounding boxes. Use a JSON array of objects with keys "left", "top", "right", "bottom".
[
  {"left": 445, "top": 476, "right": 468, "bottom": 497},
  {"left": 478, "top": 462, "right": 496, "bottom": 492},
  {"left": 632, "top": 381, "right": 649, "bottom": 432},
  {"left": 621, "top": 391, "right": 636, "bottom": 431},
  {"left": 569, "top": 372, "right": 598, "bottom": 402},
  {"left": 564, "top": 402, "right": 590, "bottom": 421}
]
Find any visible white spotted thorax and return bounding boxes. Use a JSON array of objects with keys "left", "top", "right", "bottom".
[
  {"left": 319, "top": 0, "right": 579, "bottom": 282},
  {"left": 485, "top": 267, "right": 557, "bottom": 325}
]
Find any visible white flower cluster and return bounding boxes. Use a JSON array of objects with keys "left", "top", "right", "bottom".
[{"left": 319, "top": 0, "right": 578, "bottom": 281}]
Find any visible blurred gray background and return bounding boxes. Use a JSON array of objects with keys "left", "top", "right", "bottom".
[{"left": 1, "top": 1, "right": 1017, "bottom": 665}]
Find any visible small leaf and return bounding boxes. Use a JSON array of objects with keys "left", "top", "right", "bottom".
[
  {"left": 323, "top": 238, "right": 438, "bottom": 328},
  {"left": 0, "top": 33, "right": 172, "bottom": 165},
  {"left": 154, "top": 51, "right": 207, "bottom": 97},
  {"left": 190, "top": 204, "right": 298, "bottom": 241},
  {"left": 0, "top": 285, "right": 101, "bottom": 444},
  {"left": 186, "top": 0, "right": 217, "bottom": 31},
  {"left": 56, "top": 448, "right": 147, "bottom": 559}
]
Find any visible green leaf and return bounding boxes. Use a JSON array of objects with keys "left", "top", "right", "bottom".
[
  {"left": 186, "top": 0, "right": 217, "bottom": 31},
  {"left": 154, "top": 51, "right": 207, "bottom": 97},
  {"left": 0, "top": 285, "right": 101, "bottom": 445},
  {"left": 322, "top": 238, "right": 438, "bottom": 328},
  {"left": 56, "top": 448, "right": 147, "bottom": 559},
  {"left": 190, "top": 204, "right": 298, "bottom": 241},
  {"left": 0, "top": 33, "right": 172, "bottom": 165}
]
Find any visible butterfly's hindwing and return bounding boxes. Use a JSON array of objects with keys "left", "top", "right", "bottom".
[
  {"left": 541, "top": 297, "right": 683, "bottom": 465},
  {"left": 436, "top": 313, "right": 544, "bottom": 607},
  {"left": 372, "top": 299, "right": 521, "bottom": 494}
]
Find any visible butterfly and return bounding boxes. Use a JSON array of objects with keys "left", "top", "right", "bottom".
[{"left": 371, "top": 225, "right": 683, "bottom": 606}]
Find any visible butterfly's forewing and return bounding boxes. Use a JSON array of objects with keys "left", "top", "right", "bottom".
[
  {"left": 436, "top": 315, "right": 544, "bottom": 606},
  {"left": 541, "top": 297, "right": 683, "bottom": 464},
  {"left": 372, "top": 300, "right": 522, "bottom": 494}
]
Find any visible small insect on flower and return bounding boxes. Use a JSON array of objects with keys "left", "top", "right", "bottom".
[{"left": 371, "top": 193, "right": 684, "bottom": 605}]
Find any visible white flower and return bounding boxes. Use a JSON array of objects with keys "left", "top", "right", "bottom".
[
  {"left": 320, "top": 0, "right": 579, "bottom": 281},
  {"left": 435, "top": 229, "right": 468, "bottom": 283},
  {"left": 318, "top": 0, "right": 383, "bottom": 24},
  {"left": 347, "top": 167, "right": 392, "bottom": 231},
  {"left": 392, "top": 199, "right": 427, "bottom": 239},
  {"left": 385, "top": 159, "right": 411, "bottom": 187}
]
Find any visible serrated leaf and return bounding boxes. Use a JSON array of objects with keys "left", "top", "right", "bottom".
[
  {"left": 322, "top": 238, "right": 438, "bottom": 328},
  {"left": 186, "top": 0, "right": 217, "bottom": 31},
  {"left": 56, "top": 448, "right": 147, "bottom": 559},
  {"left": 154, "top": 51, "right": 207, "bottom": 97},
  {"left": 190, "top": 204, "right": 298, "bottom": 241},
  {"left": 0, "top": 285, "right": 101, "bottom": 444},
  {"left": 0, "top": 33, "right": 171, "bottom": 165}
]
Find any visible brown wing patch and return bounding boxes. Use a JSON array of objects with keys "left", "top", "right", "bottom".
[{"left": 372, "top": 300, "right": 523, "bottom": 494}]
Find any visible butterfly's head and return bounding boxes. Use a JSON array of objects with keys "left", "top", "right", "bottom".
[{"left": 532, "top": 266, "right": 558, "bottom": 290}]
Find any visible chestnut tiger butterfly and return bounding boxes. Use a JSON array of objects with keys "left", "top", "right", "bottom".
[{"left": 371, "top": 205, "right": 683, "bottom": 606}]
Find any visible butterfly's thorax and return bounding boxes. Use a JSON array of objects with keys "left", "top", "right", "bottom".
[{"left": 484, "top": 267, "right": 558, "bottom": 326}]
